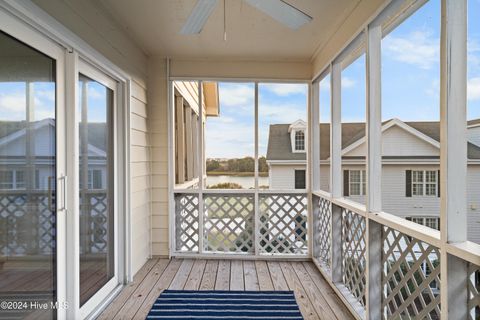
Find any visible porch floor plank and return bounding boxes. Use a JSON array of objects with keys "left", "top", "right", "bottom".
[
  {"left": 184, "top": 259, "right": 206, "bottom": 290},
  {"left": 113, "top": 259, "right": 170, "bottom": 320},
  {"left": 243, "top": 260, "right": 260, "bottom": 290},
  {"left": 98, "top": 258, "right": 353, "bottom": 320},
  {"left": 255, "top": 260, "right": 274, "bottom": 291},
  {"left": 199, "top": 259, "right": 218, "bottom": 290},
  {"left": 215, "top": 260, "right": 230, "bottom": 290},
  {"left": 230, "top": 260, "right": 244, "bottom": 290},
  {"left": 280, "top": 261, "right": 318, "bottom": 320},
  {"left": 97, "top": 258, "right": 158, "bottom": 320}
]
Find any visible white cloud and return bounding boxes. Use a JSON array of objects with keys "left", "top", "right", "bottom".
[
  {"left": 205, "top": 120, "right": 254, "bottom": 158},
  {"left": 319, "top": 76, "right": 355, "bottom": 92},
  {"left": 383, "top": 30, "right": 439, "bottom": 70},
  {"left": 342, "top": 77, "right": 356, "bottom": 89},
  {"left": 468, "top": 77, "right": 480, "bottom": 101},
  {"left": 219, "top": 84, "right": 254, "bottom": 108},
  {"left": 259, "top": 102, "right": 306, "bottom": 123},
  {"left": 0, "top": 91, "right": 26, "bottom": 120},
  {"left": 261, "top": 83, "right": 307, "bottom": 96}
]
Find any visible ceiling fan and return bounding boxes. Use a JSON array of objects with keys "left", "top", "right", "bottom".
[{"left": 180, "top": 0, "right": 313, "bottom": 35}]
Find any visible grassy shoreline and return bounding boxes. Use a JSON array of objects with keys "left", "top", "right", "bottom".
[{"left": 206, "top": 171, "right": 269, "bottom": 177}]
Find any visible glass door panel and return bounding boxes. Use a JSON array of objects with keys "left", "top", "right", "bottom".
[
  {"left": 0, "top": 31, "right": 56, "bottom": 319},
  {"left": 78, "top": 74, "right": 114, "bottom": 306}
]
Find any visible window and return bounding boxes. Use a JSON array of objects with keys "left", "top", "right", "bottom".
[
  {"left": 88, "top": 170, "right": 103, "bottom": 189},
  {"left": 295, "top": 170, "right": 306, "bottom": 189},
  {"left": 0, "top": 171, "right": 13, "bottom": 189},
  {"left": 406, "top": 216, "right": 440, "bottom": 231},
  {"left": 349, "top": 170, "right": 366, "bottom": 196},
  {"left": 409, "top": 170, "right": 437, "bottom": 197},
  {"left": 294, "top": 130, "right": 305, "bottom": 151},
  {"left": 0, "top": 169, "right": 38, "bottom": 190}
]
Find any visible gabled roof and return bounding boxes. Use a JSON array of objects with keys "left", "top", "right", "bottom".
[
  {"left": 0, "top": 118, "right": 107, "bottom": 152},
  {"left": 266, "top": 119, "right": 480, "bottom": 161}
]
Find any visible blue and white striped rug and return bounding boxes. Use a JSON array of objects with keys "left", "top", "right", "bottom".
[{"left": 146, "top": 290, "right": 304, "bottom": 319}]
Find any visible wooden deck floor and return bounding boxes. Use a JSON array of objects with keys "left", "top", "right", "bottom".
[{"left": 98, "top": 258, "right": 354, "bottom": 320}]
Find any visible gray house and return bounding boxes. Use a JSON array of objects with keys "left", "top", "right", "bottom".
[{"left": 267, "top": 118, "right": 480, "bottom": 243}]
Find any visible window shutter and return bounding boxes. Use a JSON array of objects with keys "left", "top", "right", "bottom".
[
  {"left": 343, "top": 170, "right": 349, "bottom": 196},
  {"left": 406, "top": 170, "right": 412, "bottom": 197},
  {"left": 437, "top": 170, "right": 440, "bottom": 197}
]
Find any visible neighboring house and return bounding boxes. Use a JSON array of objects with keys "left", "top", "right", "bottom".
[
  {"left": 266, "top": 118, "right": 480, "bottom": 243},
  {"left": 0, "top": 118, "right": 107, "bottom": 191}
]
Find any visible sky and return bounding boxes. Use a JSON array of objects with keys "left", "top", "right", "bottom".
[
  {"left": 1, "top": 1, "right": 480, "bottom": 159},
  {"left": 206, "top": 0, "right": 480, "bottom": 159}
]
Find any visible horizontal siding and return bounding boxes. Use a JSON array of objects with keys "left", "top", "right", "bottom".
[
  {"left": 130, "top": 80, "right": 151, "bottom": 275},
  {"left": 149, "top": 58, "right": 169, "bottom": 257}
]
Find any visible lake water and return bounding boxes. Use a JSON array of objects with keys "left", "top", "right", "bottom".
[{"left": 206, "top": 175, "right": 269, "bottom": 189}]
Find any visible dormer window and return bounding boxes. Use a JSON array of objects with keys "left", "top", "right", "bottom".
[
  {"left": 288, "top": 119, "right": 307, "bottom": 153},
  {"left": 295, "top": 130, "right": 305, "bottom": 151}
]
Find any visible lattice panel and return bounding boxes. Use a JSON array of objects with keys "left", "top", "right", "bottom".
[
  {"left": 174, "top": 193, "right": 199, "bottom": 252},
  {"left": 382, "top": 226, "right": 441, "bottom": 319},
  {"left": 313, "top": 195, "right": 331, "bottom": 268},
  {"left": 0, "top": 192, "right": 55, "bottom": 256},
  {"left": 257, "top": 194, "right": 307, "bottom": 255},
  {"left": 80, "top": 191, "right": 109, "bottom": 254},
  {"left": 468, "top": 264, "right": 480, "bottom": 320},
  {"left": 342, "top": 208, "right": 367, "bottom": 307},
  {"left": 204, "top": 194, "right": 254, "bottom": 253}
]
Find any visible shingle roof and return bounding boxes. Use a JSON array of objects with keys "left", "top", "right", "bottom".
[
  {"left": 0, "top": 119, "right": 107, "bottom": 152},
  {"left": 266, "top": 120, "right": 480, "bottom": 160}
]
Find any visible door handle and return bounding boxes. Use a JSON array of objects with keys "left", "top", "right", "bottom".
[{"left": 59, "top": 175, "right": 67, "bottom": 212}]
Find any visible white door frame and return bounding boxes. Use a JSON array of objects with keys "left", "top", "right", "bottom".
[
  {"left": 0, "top": 3, "right": 131, "bottom": 319},
  {"left": 0, "top": 8, "right": 68, "bottom": 319},
  {"left": 69, "top": 59, "right": 121, "bottom": 319}
]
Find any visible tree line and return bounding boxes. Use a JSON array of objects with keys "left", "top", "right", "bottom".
[{"left": 206, "top": 156, "right": 268, "bottom": 173}]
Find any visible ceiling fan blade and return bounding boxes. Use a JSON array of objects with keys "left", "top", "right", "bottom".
[
  {"left": 180, "top": 0, "right": 219, "bottom": 34},
  {"left": 245, "top": 0, "right": 312, "bottom": 30}
]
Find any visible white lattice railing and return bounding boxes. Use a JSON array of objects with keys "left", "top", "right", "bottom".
[
  {"left": 312, "top": 191, "right": 480, "bottom": 320},
  {"left": 174, "top": 190, "right": 308, "bottom": 257}
]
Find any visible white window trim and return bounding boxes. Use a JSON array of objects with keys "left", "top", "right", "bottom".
[
  {"left": 293, "top": 130, "right": 305, "bottom": 152},
  {"left": 349, "top": 169, "right": 366, "bottom": 196},
  {"left": 411, "top": 170, "right": 437, "bottom": 197}
]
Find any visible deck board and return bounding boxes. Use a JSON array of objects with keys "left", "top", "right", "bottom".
[{"left": 98, "top": 258, "right": 353, "bottom": 320}]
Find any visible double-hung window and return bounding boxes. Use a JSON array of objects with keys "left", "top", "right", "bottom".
[
  {"left": 409, "top": 170, "right": 438, "bottom": 197},
  {"left": 294, "top": 130, "right": 305, "bottom": 151},
  {"left": 349, "top": 170, "right": 366, "bottom": 196}
]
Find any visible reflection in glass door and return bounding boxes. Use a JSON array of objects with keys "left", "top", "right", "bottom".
[
  {"left": 0, "top": 31, "right": 57, "bottom": 319},
  {"left": 78, "top": 74, "right": 115, "bottom": 306}
]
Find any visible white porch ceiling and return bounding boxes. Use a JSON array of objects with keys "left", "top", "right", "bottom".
[{"left": 97, "top": 0, "right": 361, "bottom": 61}]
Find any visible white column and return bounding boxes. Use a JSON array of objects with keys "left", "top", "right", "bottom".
[
  {"left": 185, "top": 106, "right": 193, "bottom": 181},
  {"left": 330, "top": 62, "right": 342, "bottom": 198},
  {"left": 197, "top": 81, "right": 204, "bottom": 253},
  {"left": 311, "top": 81, "right": 320, "bottom": 191},
  {"left": 365, "top": 21, "right": 383, "bottom": 320},
  {"left": 330, "top": 62, "right": 343, "bottom": 282},
  {"left": 440, "top": 0, "right": 468, "bottom": 318},
  {"left": 176, "top": 96, "right": 185, "bottom": 184}
]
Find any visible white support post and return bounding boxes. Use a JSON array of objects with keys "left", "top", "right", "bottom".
[
  {"left": 366, "top": 21, "right": 383, "bottom": 320},
  {"left": 330, "top": 62, "right": 343, "bottom": 282},
  {"left": 192, "top": 114, "right": 199, "bottom": 178},
  {"left": 185, "top": 106, "right": 194, "bottom": 181},
  {"left": 197, "top": 81, "right": 205, "bottom": 253},
  {"left": 176, "top": 96, "right": 185, "bottom": 184},
  {"left": 440, "top": 0, "right": 468, "bottom": 318},
  {"left": 330, "top": 62, "right": 342, "bottom": 199},
  {"left": 311, "top": 81, "right": 320, "bottom": 192},
  {"left": 254, "top": 82, "right": 260, "bottom": 256}
]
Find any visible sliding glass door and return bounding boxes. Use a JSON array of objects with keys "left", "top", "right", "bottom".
[
  {"left": 0, "top": 19, "right": 121, "bottom": 320},
  {"left": 0, "top": 30, "right": 65, "bottom": 319},
  {"left": 78, "top": 70, "right": 116, "bottom": 309},
  {"left": 76, "top": 62, "right": 118, "bottom": 317}
]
